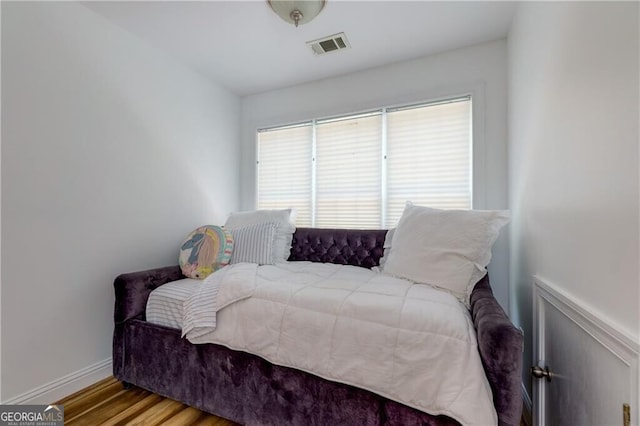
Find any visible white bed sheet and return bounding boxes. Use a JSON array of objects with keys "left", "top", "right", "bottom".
[{"left": 146, "top": 278, "right": 199, "bottom": 329}]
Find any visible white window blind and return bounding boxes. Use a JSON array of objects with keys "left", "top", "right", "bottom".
[
  {"left": 257, "top": 123, "right": 313, "bottom": 226},
  {"left": 385, "top": 99, "right": 471, "bottom": 227},
  {"left": 256, "top": 96, "right": 472, "bottom": 229},
  {"left": 315, "top": 113, "right": 382, "bottom": 229}
]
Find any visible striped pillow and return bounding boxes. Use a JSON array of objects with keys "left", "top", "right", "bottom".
[
  {"left": 224, "top": 209, "right": 296, "bottom": 261},
  {"left": 229, "top": 222, "right": 278, "bottom": 265}
]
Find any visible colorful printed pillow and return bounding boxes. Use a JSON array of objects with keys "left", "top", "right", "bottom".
[{"left": 179, "top": 225, "right": 234, "bottom": 279}]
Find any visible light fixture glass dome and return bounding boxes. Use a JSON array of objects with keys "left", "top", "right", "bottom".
[{"left": 267, "top": 0, "right": 326, "bottom": 27}]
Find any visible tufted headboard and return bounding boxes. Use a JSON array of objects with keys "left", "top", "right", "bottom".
[{"left": 288, "top": 228, "right": 387, "bottom": 268}]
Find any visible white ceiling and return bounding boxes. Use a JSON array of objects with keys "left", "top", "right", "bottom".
[{"left": 83, "top": 1, "right": 517, "bottom": 96}]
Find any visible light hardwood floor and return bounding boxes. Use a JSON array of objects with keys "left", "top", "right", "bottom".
[
  {"left": 57, "top": 376, "right": 529, "bottom": 425},
  {"left": 55, "top": 376, "right": 237, "bottom": 426}
]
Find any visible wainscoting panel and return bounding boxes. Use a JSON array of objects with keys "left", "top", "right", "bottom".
[{"left": 533, "top": 277, "right": 638, "bottom": 426}]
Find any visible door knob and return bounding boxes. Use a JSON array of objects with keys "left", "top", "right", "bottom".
[{"left": 531, "top": 365, "right": 552, "bottom": 382}]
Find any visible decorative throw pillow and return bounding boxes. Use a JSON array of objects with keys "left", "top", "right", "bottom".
[
  {"left": 229, "top": 222, "right": 278, "bottom": 265},
  {"left": 382, "top": 202, "right": 509, "bottom": 305},
  {"left": 224, "top": 209, "right": 296, "bottom": 262},
  {"left": 179, "top": 225, "right": 234, "bottom": 279}
]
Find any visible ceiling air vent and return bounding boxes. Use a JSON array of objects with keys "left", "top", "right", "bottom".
[{"left": 307, "top": 32, "right": 350, "bottom": 55}]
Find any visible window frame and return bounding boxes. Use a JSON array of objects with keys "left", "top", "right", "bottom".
[{"left": 251, "top": 87, "right": 488, "bottom": 222}]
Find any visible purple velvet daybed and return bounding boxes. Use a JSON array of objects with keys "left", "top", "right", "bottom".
[{"left": 113, "top": 228, "right": 523, "bottom": 426}]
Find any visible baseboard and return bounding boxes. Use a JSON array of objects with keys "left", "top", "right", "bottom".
[
  {"left": 2, "top": 358, "right": 112, "bottom": 405},
  {"left": 521, "top": 382, "right": 532, "bottom": 426}
]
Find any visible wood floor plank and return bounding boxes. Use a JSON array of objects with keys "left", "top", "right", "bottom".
[
  {"left": 60, "top": 381, "right": 127, "bottom": 421},
  {"left": 190, "top": 413, "right": 236, "bottom": 426},
  {"left": 99, "top": 392, "right": 163, "bottom": 426},
  {"left": 122, "top": 396, "right": 188, "bottom": 425},
  {"left": 65, "top": 387, "right": 149, "bottom": 426},
  {"left": 162, "top": 406, "right": 203, "bottom": 426}
]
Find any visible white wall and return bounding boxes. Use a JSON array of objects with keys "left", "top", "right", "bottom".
[
  {"left": 241, "top": 39, "right": 510, "bottom": 310},
  {"left": 508, "top": 1, "right": 639, "bottom": 395},
  {"left": 1, "top": 2, "right": 240, "bottom": 401}
]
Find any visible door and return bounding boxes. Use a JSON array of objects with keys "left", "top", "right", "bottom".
[{"left": 533, "top": 277, "right": 638, "bottom": 426}]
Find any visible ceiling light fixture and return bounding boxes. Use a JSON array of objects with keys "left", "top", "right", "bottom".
[{"left": 267, "top": 0, "right": 326, "bottom": 27}]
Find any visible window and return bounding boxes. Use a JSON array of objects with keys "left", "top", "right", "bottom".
[{"left": 256, "top": 96, "right": 471, "bottom": 229}]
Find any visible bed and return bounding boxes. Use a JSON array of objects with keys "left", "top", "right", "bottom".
[{"left": 113, "top": 226, "right": 523, "bottom": 426}]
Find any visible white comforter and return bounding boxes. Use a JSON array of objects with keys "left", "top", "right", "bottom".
[{"left": 182, "top": 262, "right": 497, "bottom": 426}]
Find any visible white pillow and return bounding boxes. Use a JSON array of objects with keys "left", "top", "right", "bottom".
[
  {"left": 378, "top": 228, "right": 395, "bottom": 268},
  {"left": 229, "top": 222, "right": 277, "bottom": 265},
  {"left": 224, "top": 209, "right": 296, "bottom": 262},
  {"left": 382, "top": 202, "right": 509, "bottom": 305}
]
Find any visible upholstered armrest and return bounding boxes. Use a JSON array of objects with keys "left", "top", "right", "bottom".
[
  {"left": 114, "top": 265, "right": 183, "bottom": 324},
  {"left": 470, "top": 274, "right": 524, "bottom": 426}
]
